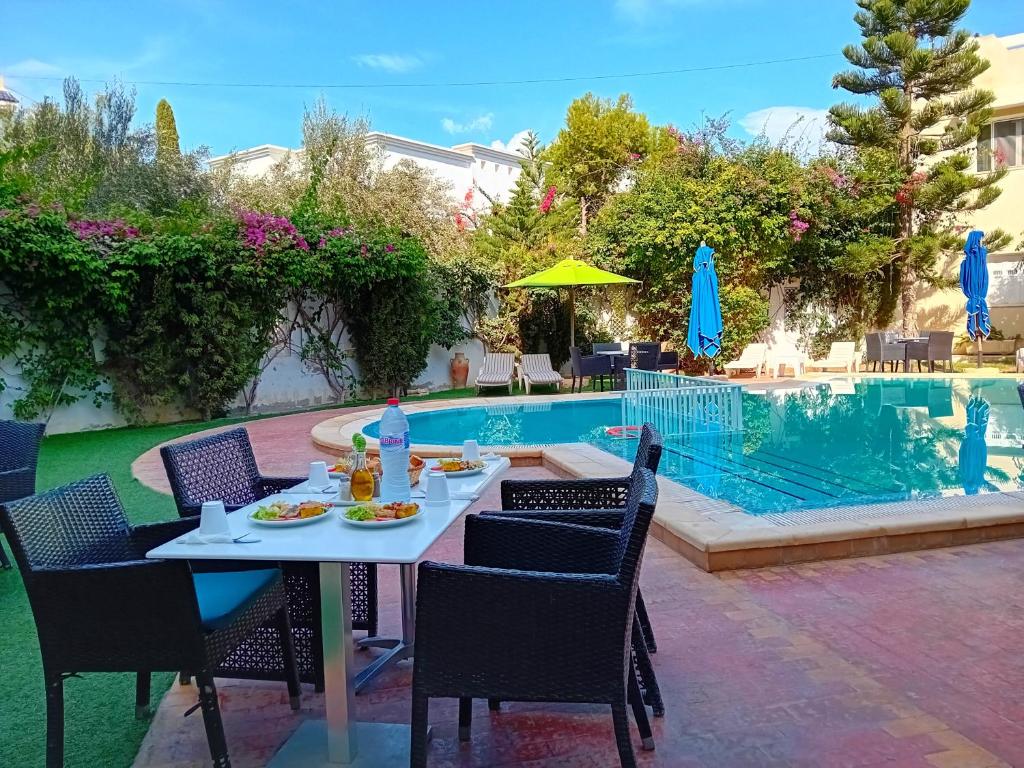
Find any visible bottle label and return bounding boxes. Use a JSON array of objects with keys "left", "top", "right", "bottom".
[{"left": 380, "top": 432, "right": 410, "bottom": 450}]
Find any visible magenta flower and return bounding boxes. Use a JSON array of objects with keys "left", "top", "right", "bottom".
[
  {"left": 539, "top": 185, "right": 557, "bottom": 214},
  {"left": 67, "top": 218, "right": 140, "bottom": 240},
  {"left": 788, "top": 210, "right": 810, "bottom": 242},
  {"left": 385, "top": 243, "right": 396, "bottom": 253}
]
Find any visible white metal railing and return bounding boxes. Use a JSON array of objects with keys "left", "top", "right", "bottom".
[
  {"left": 624, "top": 368, "right": 736, "bottom": 390},
  {"left": 619, "top": 369, "right": 744, "bottom": 436}
]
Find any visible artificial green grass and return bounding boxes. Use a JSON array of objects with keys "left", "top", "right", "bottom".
[{"left": 0, "top": 387, "right": 480, "bottom": 768}]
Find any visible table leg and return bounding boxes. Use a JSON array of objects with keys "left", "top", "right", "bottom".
[
  {"left": 352, "top": 563, "right": 417, "bottom": 691},
  {"left": 321, "top": 562, "right": 357, "bottom": 762},
  {"left": 269, "top": 561, "right": 413, "bottom": 766}
]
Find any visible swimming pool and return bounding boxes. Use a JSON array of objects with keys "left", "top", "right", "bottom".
[{"left": 365, "top": 378, "right": 1024, "bottom": 514}]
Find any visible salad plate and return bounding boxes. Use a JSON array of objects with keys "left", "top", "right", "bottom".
[
  {"left": 249, "top": 500, "right": 332, "bottom": 527},
  {"left": 340, "top": 502, "right": 422, "bottom": 528},
  {"left": 430, "top": 459, "right": 487, "bottom": 477}
]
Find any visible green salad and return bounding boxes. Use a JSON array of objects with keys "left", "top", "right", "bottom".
[{"left": 345, "top": 505, "right": 378, "bottom": 521}]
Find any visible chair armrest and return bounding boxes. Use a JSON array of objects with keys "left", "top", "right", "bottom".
[
  {"left": 414, "top": 562, "right": 627, "bottom": 684},
  {"left": 130, "top": 518, "right": 200, "bottom": 553},
  {"left": 259, "top": 476, "right": 307, "bottom": 495},
  {"left": 0, "top": 467, "right": 35, "bottom": 501},
  {"left": 30, "top": 559, "right": 205, "bottom": 665},
  {"left": 464, "top": 515, "right": 618, "bottom": 574},
  {"left": 500, "top": 477, "right": 631, "bottom": 510},
  {"left": 480, "top": 508, "right": 625, "bottom": 530}
]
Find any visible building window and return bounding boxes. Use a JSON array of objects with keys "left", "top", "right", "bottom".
[
  {"left": 978, "top": 119, "right": 1022, "bottom": 171},
  {"left": 990, "top": 264, "right": 1024, "bottom": 306}
]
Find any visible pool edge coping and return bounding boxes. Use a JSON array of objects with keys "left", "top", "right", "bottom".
[{"left": 310, "top": 392, "right": 1024, "bottom": 572}]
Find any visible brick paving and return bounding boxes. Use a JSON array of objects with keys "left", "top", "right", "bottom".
[
  {"left": 129, "top": 408, "right": 1024, "bottom": 767},
  {"left": 132, "top": 460, "right": 1024, "bottom": 768}
]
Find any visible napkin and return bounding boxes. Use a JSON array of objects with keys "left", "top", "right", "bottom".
[{"left": 184, "top": 532, "right": 233, "bottom": 545}]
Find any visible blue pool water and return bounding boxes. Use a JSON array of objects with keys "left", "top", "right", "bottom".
[{"left": 365, "top": 378, "right": 1024, "bottom": 514}]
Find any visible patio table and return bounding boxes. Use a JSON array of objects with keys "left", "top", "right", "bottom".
[{"left": 148, "top": 456, "right": 511, "bottom": 767}]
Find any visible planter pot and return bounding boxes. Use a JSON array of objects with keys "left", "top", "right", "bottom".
[{"left": 450, "top": 351, "right": 470, "bottom": 388}]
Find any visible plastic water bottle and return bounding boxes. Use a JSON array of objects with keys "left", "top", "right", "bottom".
[{"left": 378, "top": 397, "right": 411, "bottom": 502}]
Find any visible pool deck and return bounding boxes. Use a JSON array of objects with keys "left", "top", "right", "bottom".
[{"left": 306, "top": 379, "right": 1024, "bottom": 572}]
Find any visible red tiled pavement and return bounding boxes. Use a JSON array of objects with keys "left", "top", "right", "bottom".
[
  {"left": 129, "top": 409, "right": 1024, "bottom": 767},
  {"left": 133, "top": 462, "right": 1024, "bottom": 768}
]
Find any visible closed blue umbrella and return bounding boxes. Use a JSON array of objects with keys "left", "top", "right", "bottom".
[
  {"left": 687, "top": 242, "right": 724, "bottom": 366},
  {"left": 959, "top": 395, "right": 990, "bottom": 495},
  {"left": 959, "top": 230, "right": 990, "bottom": 368}
]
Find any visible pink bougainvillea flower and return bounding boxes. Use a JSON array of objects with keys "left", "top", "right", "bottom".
[
  {"left": 539, "top": 185, "right": 557, "bottom": 214},
  {"left": 385, "top": 243, "right": 396, "bottom": 253},
  {"left": 788, "top": 210, "right": 810, "bottom": 242}
]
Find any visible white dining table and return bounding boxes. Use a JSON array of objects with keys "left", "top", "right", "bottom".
[{"left": 148, "top": 456, "right": 511, "bottom": 767}]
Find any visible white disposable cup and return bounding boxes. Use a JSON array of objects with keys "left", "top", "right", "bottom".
[
  {"left": 462, "top": 440, "right": 480, "bottom": 461},
  {"left": 199, "top": 500, "right": 230, "bottom": 537},
  {"left": 337, "top": 477, "right": 352, "bottom": 501},
  {"left": 424, "top": 471, "right": 450, "bottom": 506},
  {"left": 309, "top": 461, "right": 331, "bottom": 488}
]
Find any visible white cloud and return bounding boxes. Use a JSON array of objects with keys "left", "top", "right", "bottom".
[
  {"left": 739, "top": 106, "right": 832, "bottom": 148},
  {"left": 4, "top": 58, "right": 63, "bottom": 77},
  {"left": 441, "top": 113, "right": 494, "bottom": 135},
  {"left": 490, "top": 129, "right": 532, "bottom": 155},
  {"left": 352, "top": 53, "right": 423, "bottom": 73}
]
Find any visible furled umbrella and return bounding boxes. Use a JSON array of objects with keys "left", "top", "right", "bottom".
[
  {"left": 503, "top": 258, "right": 639, "bottom": 347},
  {"left": 686, "top": 242, "right": 724, "bottom": 371},
  {"left": 960, "top": 230, "right": 990, "bottom": 368},
  {"left": 959, "top": 394, "right": 990, "bottom": 495}
]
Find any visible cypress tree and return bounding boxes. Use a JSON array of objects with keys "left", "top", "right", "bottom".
[
  {"left": 828, "top": 0, "right": 1005, "bottom": 332},
  {"left": 155, "top": 98, "right": 181, "bottom": 162}
]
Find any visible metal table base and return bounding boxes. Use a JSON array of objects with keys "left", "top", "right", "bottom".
[{"left": 270, "top": 561, "right": 419, "bottom": 766}]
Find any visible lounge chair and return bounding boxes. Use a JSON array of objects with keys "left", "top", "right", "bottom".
[
  {"left": 806, "top": 341, "right": 858, "bottom": 373},
  {"left": 723, "top": 343, "right": 768, "bottom": 378},
  {"left": 476, "top": 352, "right": 515, "bottom": 394},
  {"left": 518, "top": 354, "right": 563, "bottom": 394}
]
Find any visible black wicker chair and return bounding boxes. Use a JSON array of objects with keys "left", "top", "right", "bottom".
[
  {"left": 657, "top": 349, "right": 680, "bottom": 373},
  {"left": 569, "top": 346, "right": 612, "bottom": 393},
  {"left": 411, "top": 469, "right": 659, "bottom": 767},
  {"left": 481, "top": 424, "right": 664, "bottom": 715},
  {"left": 0, "top": 474, "right": 301, "bottom": 768},
  {"left": 493, "top": 422, "right": 662, "bottom": 644},
  {"left": 905, "top": 331, "right": 954, "bottom": 373},
  {"left": 0, "top": 420, "right": 46, "bottom": 570},
  {"left": 864, "top": 332, "right": 904, "bottom": 372},
  {"left": 629, "top": 342, "right": 661, "bottom": 371},
  {"left": 160, "top": 427, "right": 378, "bottom": 691}
]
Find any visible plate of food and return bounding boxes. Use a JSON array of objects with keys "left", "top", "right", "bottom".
[
  {"left": 249, "top": 500, "right": 332, "bottom": 526},
  {"left": 341, "top": 501, "right": 421, "bottom": 528},
  {"left": 429, "top": 458, "right": 487, "bottom": 477}
]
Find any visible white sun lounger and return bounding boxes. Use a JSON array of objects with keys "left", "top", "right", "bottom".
[
  {"left": 518, "top": 354, "right": 563, "bottom": 394},
  {"left": 475, "top": 353, "right": 515, "bottom": 394},
  {"left": 806, "top": 341, "right": 858, "bottom": 373},
  {"left": 723, "top": 343, "right": 768, "bottom": 377}
]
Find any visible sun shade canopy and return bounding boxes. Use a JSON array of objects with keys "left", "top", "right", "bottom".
[{"left": 503, "top": 258, "right": 639, "bottom": 288}]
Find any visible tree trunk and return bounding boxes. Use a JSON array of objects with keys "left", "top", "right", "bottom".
[
  {"left": 900, "top": 264, "right": 917, "bottom": 334},
  {"left": 580, "top": 197, "right": 588, "bottom": 237}
]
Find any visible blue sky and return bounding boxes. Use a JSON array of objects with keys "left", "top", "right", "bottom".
[{"left": 2, "top": 0, "right": 1022, "bottom": 157}]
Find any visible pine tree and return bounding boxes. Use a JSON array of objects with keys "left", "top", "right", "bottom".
[
  {"left": 155, "top": 98, "right": 180, "bottom": 162},
  {"left": 828, "top": 0, "right": 1004, "bottom": 332}
]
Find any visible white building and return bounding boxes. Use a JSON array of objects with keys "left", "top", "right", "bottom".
[{"left": 209, "top": 132, "right": 524, "bottom": 210}]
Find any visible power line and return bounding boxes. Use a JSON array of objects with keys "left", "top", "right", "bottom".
[{"left": 8, "top": 53, "right": 842, "bottom": 91}]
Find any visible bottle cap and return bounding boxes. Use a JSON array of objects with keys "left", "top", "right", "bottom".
[{"left": 387, "top": 397, "right": 400, "bottom": 406}]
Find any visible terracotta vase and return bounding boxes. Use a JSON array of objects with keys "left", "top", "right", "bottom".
[{"left": 450, "top": 351, "right": 470, "bottom": 388}]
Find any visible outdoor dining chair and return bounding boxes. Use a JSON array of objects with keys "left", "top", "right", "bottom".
[
  {"left": 486, "top": 423, "right": 664, "bottom": 714},
  {"left": 864, "top": 332, "right": 904, "bottom": 372},
  {"left": 410, "top": 469, "right": 660, "bottom": 768},
  {"left": 0, "top": 474, "right": 301, "bottom": 768},
  {"left": 629, "top": 341, "right": 661, "bottom": 371},
  {"left": 570, "top": 345, "right": 612, "bottom": 392},
  {"left": 905, "top": 331, "right": 954, "bottom": 373},
  {"left": 0, "top": 420, "right": 45, "bottom": 569},
  {"left": 161, "top": 426, "right": 378, "bottom": 691},
  {"left": 657, "top": 348, "right": 680, "bottom": 373}
]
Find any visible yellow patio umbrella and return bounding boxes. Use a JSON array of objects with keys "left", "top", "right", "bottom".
[{"left": 503, "top": 258, "right": 639, "bottom": 347}]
